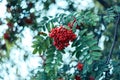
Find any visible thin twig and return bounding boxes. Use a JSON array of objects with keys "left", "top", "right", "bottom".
[
  {"left": 16, "top": 26, "right": 25, "bottom": 34},
  {"left": 106, "top": 14, "right": 120, "bottom": 64},
  {"left": 39, "top": 54, "right": 46, "bottom": 66}
]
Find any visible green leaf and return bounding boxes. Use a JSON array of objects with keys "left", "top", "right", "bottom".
[
  {"left": 45, "top": 57, "right": 53, "bottom": 64},
  {"left": 35, "top": 36, "right": 44, "bottom": 41},
  {"left": 41, "top": 43, "right": 47, "bottom": 51},
  {"left": 72, "top": 22, "right": 77, "bottom": 32},
  {"left": 46, "top": 22, "right": 51, "bottom": 32},
  {"left": 38, "top": 47, "right": 42, "bottom": 54},
  {"left": 43, "top": 25, "right": 46, "bottom": 31},
  {"left": 86, "top": 40, "right": 97, "bottom": 47},
  {"left": 52, "top": 18, "right": 58, "bottom": 22},
  {"left": 76, "top": 51, "right": 81, "bottom": 59},
  {"left": 43, "top": 16, "right": 49, "bottom": 20},
  {"left": 92, "top": 56, "right": 100, "bottom": 60},
  {"left": 76, "top": 45, "right": 87, "bottom": 52},
  {"left": 87, "top": 58, "right": 93, "bottom": 65},
  {"left": 89, "top": 46, "right": 101, "bottom": 51},
  {"left": 72, "top": 51, "right": 76, "bottom": 56},
  {"left": 45, "top": 37, "right": 51, "bottom": 47},
  {"left": 90, "top": 52, "right": 102, "bottom": 57},
  {"left": 45, "top": 66, "right": 51, "bottom": 73},
  {"left": 33, "top": 48, "right": 38, "bottom": 54},
  {"left": 46, "top": 54, "right": 53, "bottom": 59},
  {"left": 82, "top": 63, "right": 89, "bottom": 74},
  {"left": 56, "top": 51, "right": 62, "bottom": 60},
  {"left": 40, "top": 72, "right": 48, "bottom": 80},
  {"left": 72, "top": 39, "right": 80, "bottom": 47},
  {"left": 46, "top": 48, "right": 55, "bottom": 54},
  {"left": 51, "top": 22, "right": 55, "bottom": 28},
  {"left": 79, "top": 29, "right": 87, "bottom": 36},
  {"left": 82, "top": 34, "right": 94, "bottom": 42}
]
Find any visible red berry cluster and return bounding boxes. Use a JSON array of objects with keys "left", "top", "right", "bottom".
[
  {"left": 77, "top": 62, "right": 83, "bottom": 71},
  {"left": 75, "top": 75, "right": 94, "bottom": 80},
  {"left": 49, "top": 26, "right": 76, "bottom": 50},
  {"left": 75, "top": 75, "right": 82, "bottom": 80}
]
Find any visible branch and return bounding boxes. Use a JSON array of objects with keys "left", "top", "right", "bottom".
[
  {"left": 106, "top": 14, "right": 120, "bottom": 64},
  {"left": 97, "top": 0, "right": 110, "bottom": 8},
  {"left": 39, "top": 54, "right": 46, "bottom": 66},
  {"left": 15, "top": 26, "right": 25, "bottom": 34}
]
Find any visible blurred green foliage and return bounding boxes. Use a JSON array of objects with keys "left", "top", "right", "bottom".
[{"left": 0, "top": 0, "right": 120, "bottom": 80}]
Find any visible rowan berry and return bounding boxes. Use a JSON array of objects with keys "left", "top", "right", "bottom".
[
  {"left": 4, "top": 33, "right": 10, "bottom": 40},
  {"left": 24, "top": 18, "right": 33, "bottom": 24},
  {"left": 7, "top": 22, "right": 13, "bottom": 28},
  {"left": 77, "top": 62, "right": 83, "bottom": 71},
  {"left": 49, "top": 26, "right": 76, "bottom": 50},
  {"left": 75, "top": 75, "right": 82, "bottom": 80},
  {"left": 89, "top": 76, "right": 95, "bottom": 80}
]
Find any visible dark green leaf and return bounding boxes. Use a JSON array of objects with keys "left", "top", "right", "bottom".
[
  {"left": 43, "top": 25, "right": 46, "bottom": 31},
  {"left": 46, "top": 22, "right": 51, "bottom": 32},
  {"left": 72, "top": 39, "right": 80, "bottom": 47},
  {"left": 43, "top": 16, "right": 49, "bottom": 20},
  {"left": 76, "top": 44, "right": 86, "bottom": 52},
  {"left": 76, "top": 51, "right": 81, "bottom": 59}
]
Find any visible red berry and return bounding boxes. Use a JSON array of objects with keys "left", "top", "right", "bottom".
[
  {"left": 7, "top": 22, "right": 13, "bottom": 28},
  {"left": 4, "top": 33, "right": 10, "bottom": 40},
  {"left": 24, "top": 18, "right": 33, "bottom": 24},
  {"left": 75, "top": 75, "right": 82, "bottom": 80},
  {"left": 89, "top": 76, "right": 95, "bottom": 80},
  {"left": 68, "top": 22, "right": 73, "bottom": 29},
  {"left": 77, "top": 62, "right": 83, "bottom": 71}
]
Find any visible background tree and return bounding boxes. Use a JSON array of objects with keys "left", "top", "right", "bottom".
[{"left": 0, "top": 0, "right": 120, "bottom": 80}]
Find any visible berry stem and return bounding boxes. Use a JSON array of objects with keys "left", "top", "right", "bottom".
[{"left": 106, "top": 14, "right": 120, "bottom": 64}]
